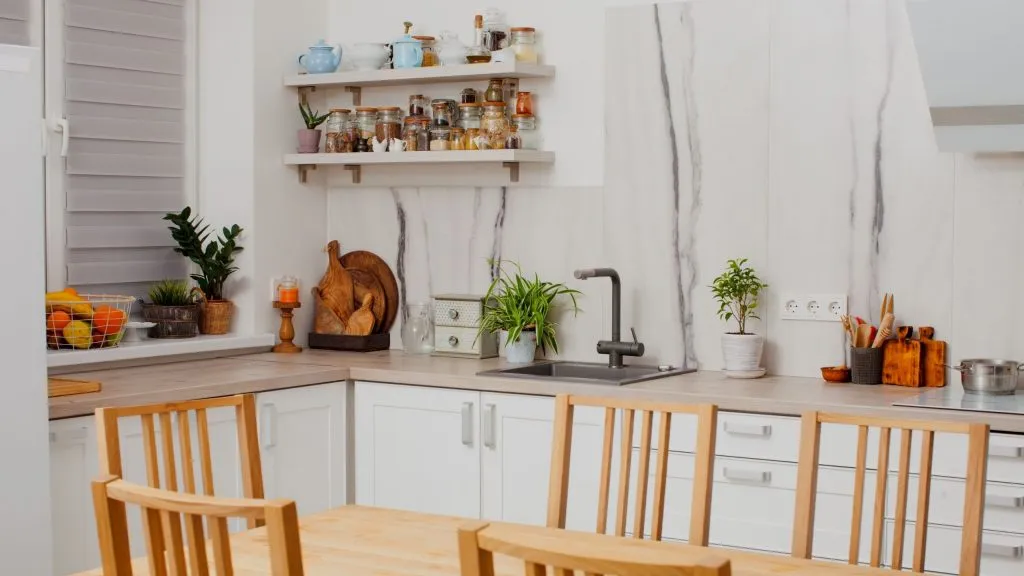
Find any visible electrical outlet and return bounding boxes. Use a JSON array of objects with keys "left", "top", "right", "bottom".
[
  {"left": 781, "top": 293, "right": 847, "bottom": 322},
  {"left": 780, "top": 294, "right": 809, "bottom": 320}
]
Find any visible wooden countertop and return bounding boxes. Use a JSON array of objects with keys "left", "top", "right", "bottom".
[{"left": 52, "top": 350, "right": 1024, "bottom": 433}]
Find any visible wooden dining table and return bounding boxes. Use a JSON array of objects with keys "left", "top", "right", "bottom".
[{"left": 74, "top": 505, "right": 905, "bottom": 575}]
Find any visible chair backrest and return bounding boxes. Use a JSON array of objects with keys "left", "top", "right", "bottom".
[
  {"left": 92, "top": 476, "right": 303, "bottom": 576},
  {"left": 792, "top": 411, "right": 989, "bottom": 576},
  {"left": 458, "top": 521, "right": 731, "bottom": 576},
  {"left": 95, "top": 394, "right": 264, "bottom": 528},
  {"left": 546, "top": 394, "right": 718, "bottom": 545}
]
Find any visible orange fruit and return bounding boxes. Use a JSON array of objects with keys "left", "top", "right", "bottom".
[
  {"left": 92, "top": 306, "right": 126, "bottom": 335},
  {"left": 46, "top": 311, "right": 72, "bottom": 332},
  {"left": 64, "top": 287, "right": 78, "bottom": 296}
]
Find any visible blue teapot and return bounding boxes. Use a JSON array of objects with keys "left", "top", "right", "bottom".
[
  {"left": 392, "top": 22, "right": 423, "bottom": 69},
  {"left": 299, "top": 40, "right": 341, "bottom": 74}
]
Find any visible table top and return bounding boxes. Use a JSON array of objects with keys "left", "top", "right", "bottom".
[{"left": 74, "top": 505, "right": 904, "bottom": 575}]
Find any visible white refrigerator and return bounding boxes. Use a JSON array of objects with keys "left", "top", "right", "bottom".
[{"left": 0, "top": 43, "right": 53, "bottom": 573}]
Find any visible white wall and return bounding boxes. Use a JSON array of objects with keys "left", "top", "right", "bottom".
[{"left": 0, "top": 45, "right": 52, "bottom": 574}]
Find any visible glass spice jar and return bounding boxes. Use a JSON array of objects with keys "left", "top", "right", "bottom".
[
  {"left": 511, "top": 114, "right": 538, "bottom": 150},
  {"left": 515, "top": 91, "right": 533, "bottom": 116},
  {"left": 481, "top": 7, "right": 508, "bottom": 51},
  {"left": 408, "top": 94, "right": 428, "bottom": 116},
  {"left": 416, "top": 116, "right": 431, "bottom": 151},
  {"left": 458, "top": 102, "right": 483, "bottom": 129},
  {"left": 375, "top": 106, "right": 403, "bottom": 147},
  {"left": 431, "top": 100, "right": 453, "bottom": 127},
  {"left": 354, "top": 107, "right": 378, "bottom": 152},
  {"left": 504, "top": 125, "right": 522, "bottom": 150},
  {"left": 429, "top": 127, "right": 451, "bottom": 151},
  {"left": 414, "top": 36, "right": 438, "bottom": 66},
  {"left": 510, "top": 27, "right": 538, "bottom": 63},
  {"left": 484, "top": 78, "right": 504, "bottom": 103},
  {"left": 402, "top": 116, "right": 422, "bottom": 151},
  {"left": 460, "top": 88, "right": 478, "bottom": 104},
  {"left": 450, "top": 127, "right": 466, "bottom": 150},
  {"left": 324, "top": 109, "right": 350, "bottom": 153},
  {"left": 481, "top": 101, "right": 509, "bottom": 150}
]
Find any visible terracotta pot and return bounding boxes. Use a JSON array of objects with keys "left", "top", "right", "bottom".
[
  {"left": 721, "top": 333, "right": 763, "bottom": 371},
  {"left": 199, "top": 299, "right": 234, "bottom": 335},
  {"left": 297, "top": 129, "right": 322, "bottom": 153}
]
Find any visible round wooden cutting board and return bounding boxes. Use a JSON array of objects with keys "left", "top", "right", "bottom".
[
  {"left": 348, "top": 267, "right": 386, "bottom": 330},
  {"left": 340, "top": 250, "right": 399, "bottom": 333}
]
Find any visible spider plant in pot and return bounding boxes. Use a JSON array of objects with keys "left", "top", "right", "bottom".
[
  {"left": 479, "top": 261, "right": 582, "bottom": 364},
  {"left": 164, "top": 207, "right": 243, "bottom": 335},
  {"left": 709, "top": 258, "right": 768, "bottom": 375},
  {"left": 298, "top": 101, "right": 329, "bottom": 153}
]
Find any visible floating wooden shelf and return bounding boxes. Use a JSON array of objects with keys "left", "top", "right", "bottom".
[
  {"left": 284, "top": 62, "right": 555, "bottom": 90},
  {"left": 284, "top": 150, "right": 554, "bottom": 184}
]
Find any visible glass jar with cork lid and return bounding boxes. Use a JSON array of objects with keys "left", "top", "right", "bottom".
[
  {"left": 481, "top": 101, "right": 509, "bottom": 150},
  {"left": 354, "top": 107, "right": 378, "bottom": 152},
  {"left": 376, "top": 106, "right": 403, "bottom": 148},
  {"left": 324, "top": 108, "right": 350, "bottom": 153},
  {"left": 510, "top": 27, "right": 538, "bottom": 63}
]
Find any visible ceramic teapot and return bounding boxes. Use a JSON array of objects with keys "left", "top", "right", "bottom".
[
  {"left": 299, "top": 40, "right": 341, "bottom": 74},
  {"left": 436, "top": 30, "right": 469, "bottom": 66},
  {"left": 349, "top": 43, "right": 389, "bottom": 71},
  {"left": 392, "top": 22, "right": 423, "bottom": 69}
]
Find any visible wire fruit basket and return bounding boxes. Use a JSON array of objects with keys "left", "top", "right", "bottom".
[{"left": 45, "top": 294, "right": 135, "bottom": 351}]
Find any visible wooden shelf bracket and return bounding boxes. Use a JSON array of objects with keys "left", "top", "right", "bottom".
[
  {"left": 298, "top": 164, "right": 316, "bottom": 183},
  {"left": 503, "top": 161, "right": 520, "bottom": 183},
  {"left": 345, "top": 86, "right": 362, "bottom": 106},
  {"left": 344, "top": 165, "right": 362, "bottom": 184}
]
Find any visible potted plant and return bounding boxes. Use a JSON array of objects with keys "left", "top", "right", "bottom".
[
  {"left": 142, "top": 279, "right": 200, "bottom": 339},
  {"left": 479, "top": 260, "right": 581, "bottom": 364},
  {"left": 164, "top": 207, "right": 243, "bottom": 335},
  {"left": 710, "top": 258, "right": 769, "bottom": 374},
  {"left": 298, "top": 101, "right": 329, "bottom": 153}
]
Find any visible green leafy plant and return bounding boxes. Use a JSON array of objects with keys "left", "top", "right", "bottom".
[
  {"left": 299, "top": 101, "right": 329, "bottom": 130},
  {"left": 709, "top": 258, "right": 768, "bottom": 335},
  {"left": 163, "top": 207, "right": 244, "bottom": 301},
  {"left": 479, "top": 260, "right": 582, "bottom": 355},
  {"left": 148, "top": 279, "right": 196, "bottom": 306}
]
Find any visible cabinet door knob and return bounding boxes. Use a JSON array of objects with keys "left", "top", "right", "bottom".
[
  {"left": 448, "top": 309, "right": 459, "bottom": 320},
  {"left": 449, "top": 335, "right": 459, "bottom": 347}
]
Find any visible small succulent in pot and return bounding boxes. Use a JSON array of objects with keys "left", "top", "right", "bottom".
[
  {"left": 298, "top": 101, "right": 329, "bottom": 153},
  {"left": 709, "top": 258, "right": 768, "bottom": 374},
  {"left": 143, "top": 279, "right": 200, "bottom": 339}
]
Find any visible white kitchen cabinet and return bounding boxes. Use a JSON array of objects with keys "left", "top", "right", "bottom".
[
  {"left": 480, "top": 392, "right": 607, "bottom": 530},
  {"left": 257, "top": 382, "right": 348, "bottom": 517},
  {"left": 355, "top": 382, "right": 481, "bottom": 518},
  {"left": 50, "top": 416, "right": 100, "bottom": 576}
]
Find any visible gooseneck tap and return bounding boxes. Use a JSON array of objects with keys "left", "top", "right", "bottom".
[{"left": 573, "top": 268, "right": 644, "bottom": 368}]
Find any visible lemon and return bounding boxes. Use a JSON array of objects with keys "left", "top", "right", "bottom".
[{"left": 62, "top": 320, "right": 93, "bottom": 350}]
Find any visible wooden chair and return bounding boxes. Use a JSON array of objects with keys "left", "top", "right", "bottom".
[
  {"left": 458, "top": 521, "right": 731, "bottom": 576},
  {"left": 546, "top": 394, "right": 718, "bottom": 545},
  {"left": 792, "top": 411, "right": 989, "bottom": 576},
  {"left": 95, "top": 395, "right": 265, "bottom": 528},
  {"left": 92, "top": 475, "right": 303, "bottom": 576}
]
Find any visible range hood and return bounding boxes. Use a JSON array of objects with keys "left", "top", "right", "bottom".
[{"left": 907, "top": 0, "right": 1024, "bottom": 152}]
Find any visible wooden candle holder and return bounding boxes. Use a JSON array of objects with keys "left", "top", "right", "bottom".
[{"left": 272, "top": 301, "right": 302, "bottom": 353}]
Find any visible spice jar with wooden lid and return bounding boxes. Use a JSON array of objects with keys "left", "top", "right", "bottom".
[
  {"left": 511, "top": 114, "right": 538, "bottom": 150},
  {"left": 416, "top": 116, "right": 431, "bottom": 151},
  {"left": 450, "top": 127, "right": 466, "bottom": 151},
  {"left": 484, "top": 78, "right": 504, "bottom": 103},
  {"left": 408, "top": 94, "right": 428, "bottom": 116},
  {"left": 402, "top": 116, "right": 422, "bottom": 151},
  {"left": 481, "top": 101, "right": 509, "bottom": 150},
  {"left": 510, "top": 27, "right": 538, "bottom": 63},
  {"left": 354, "top": 107, "right": 378, "bottom": 152},
  {"left": 376, "top": 106, "right": 403, "bottom": 148},
  {"left": 324, "top": 109, "right": 350, "bottom": 153},
  {"left": 413, "top": 36, "right": 438, "bottom": 66},
  {"left": 429, "top": 127, "right": 451, "bottom": 151}
]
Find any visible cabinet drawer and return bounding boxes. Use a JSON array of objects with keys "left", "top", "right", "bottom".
[
  {"left": 434, "top": 326, "right": 481, "bottom": 355},
  {"left": 633, "top": 411, "right": 801, "bottom": 461},
  {"left": 850, "top": 431, "right": 1024, "bottom": 483},
  {"left": 883, "top": 475, "right": 1024, "bottom": 535},
  {"left": 433, "top": 299, "right": 483, "bottom": 328},
  {"left": 885, "top": 522, "right": 1024, "bottom": 575}
]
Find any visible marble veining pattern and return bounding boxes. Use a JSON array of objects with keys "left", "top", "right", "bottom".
[{"left": 391, "top": 187, "right": 408, "bottom": 324}]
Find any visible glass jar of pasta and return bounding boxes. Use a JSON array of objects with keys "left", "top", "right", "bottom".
[
  {"left": 481, "top": 102, "right": 509, "bottom": 150},
  {"left": 324, "top": 109, "right": 350, "bottom": 153}
]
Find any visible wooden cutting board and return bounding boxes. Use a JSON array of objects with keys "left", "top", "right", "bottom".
[
  {"left": 48, "top": 377, "right": 101, "bottom": 398},
  {"left": 882, "top": 326, "right": 923, "bottom": 387},
  {"left": 918, "top": 326, "right": 947, "bottom": 388},
  {"left": 348, "top": 267, "right": 386, "bottom": 329},
  {"left": 340, "top": 250, "right": 399, "bottom": 333}
]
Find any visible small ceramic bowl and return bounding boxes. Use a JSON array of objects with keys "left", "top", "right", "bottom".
[{"left": 821, "top": 366, "right": 851, "bottom": 383}]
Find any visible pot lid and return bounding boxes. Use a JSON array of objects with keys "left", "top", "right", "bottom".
[{"left": 308, "top": 39, "right": 335, "bottom": 50}]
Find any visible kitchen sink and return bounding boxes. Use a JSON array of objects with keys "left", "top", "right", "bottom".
[{"left": 478, "top": 361, "right": 694, "bottom": 386}]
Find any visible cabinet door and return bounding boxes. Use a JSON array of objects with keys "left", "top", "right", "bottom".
[
  {"left": 257, "top": 382, "right": 347, "bottom": 517},
  {"left": 480, "top": 393, "right": 608, "bottom": 530},
  {"left": 355, "top": 382, "right": 480, "bottom": 518},
  {"left": 50, "top": 416, "right": 99, "bottom": 576}
]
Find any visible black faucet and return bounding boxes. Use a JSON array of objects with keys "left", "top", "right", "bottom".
[{"left": 573, "top": 268, "right": 644, "bottom": 368}]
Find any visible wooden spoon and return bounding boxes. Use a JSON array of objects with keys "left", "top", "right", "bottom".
[{"left": 856, "top": 323, "right": 872, "bottom": 348}]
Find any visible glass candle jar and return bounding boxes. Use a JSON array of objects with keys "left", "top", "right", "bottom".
[
  {"left": 481, "top": 102, "right": 509, "bottom": 150},
  {"left": 515, "top": 91, "right": 533, "bottom": 116},
  {"left": 510, "top": 27, "right": 538, "bottom": 63},
  {"left": 484, "top": 78, "right": 504, "bottom": 103},
  {"left": 324, "top": 109, "right": 350, "bottom": 153},
  {"left": 355, "top": 107, "right": 378, "bottom": 151},
  {"left": 511, "top": 114, "right": 538, "bottom": 150},
  {"left": 450, "top": 127, "right": 466, "bottom": 150},
  {"left": 376, "top": 106, "right": 403, "bottom": 147},
  {"left": 429, "top": 127, "right": 451, "bottom": 151},
  {"left": 408, "top": 94, "right": 428, "bottom": 116},
  {"left": 276, "top": 277, "right": 299, "bottom": 303}
]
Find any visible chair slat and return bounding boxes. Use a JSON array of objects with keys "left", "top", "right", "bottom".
[
  {"left": 960, "top": 424, "right": 990, "bottom": 576},
  {"left": 596, "top": 406, "right": 615, "bottom": 535},
  {"left": 211, "top": 516, "right": 234, "bottom": 576},
  {"left": 913, "top": 430, "right": 935, "bottom": 572},
  {"left": 650, "top": 411, "right": 672, "bottom": 541},
  {"left": 891, "top": 428, "right": 913, "bottom": 569},
  {"left": 177, "top": 411, "right": 196, "bottom": 494},
  {"left": 196, "top": 408, "right": 215, "bottom": 496},
  {"left": 632, "top": 410, "right": 654, "bottom": 539},
  {"left": 688, "top": 404, "right": 717, "bottom": 548},
  {"left": 870, "top": 427, "right": 891, "bottom": 567},
  {"left": 184, "top": 513, "right": 209, "bottom": 576},
  {"left": 792, "top": 411, "right": 822, "bottom": 559},
  {"left": 614, "top": 408, "right": 635, "bottom": 537},
  {"left": 848, "top": 425, "right": 868, "bottom": 565},
  {"left": 546, "top": 395, "right": 575, "bottom": 530}
]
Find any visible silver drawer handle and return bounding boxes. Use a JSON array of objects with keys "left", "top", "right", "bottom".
[
  {"left": 723, "top": 422, "right": 772, "bottom": 437},
  {"left": 723, "top": 467, "right": 772, "bottom": 484},
  {"left": 461, "top": 402, "right": 473, "bottom": 446},
  {"left": 982, "top": 543, "right": 1024, "bottom": 559},
  {"left": 449, "top": 335, "right": 460, "bottom": 347},
  {"left": 991, "top": 445, "right": 1024, "bottom": 459},
  {"left": 987, "top": 495, "right": 1024, "bottom": 509},
  {"left": 448, "top": 309, "right": 459, "bottom": 320}
]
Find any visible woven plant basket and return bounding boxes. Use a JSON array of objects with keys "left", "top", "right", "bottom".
[
  {"left": 142, "top": 304, "right": 200, "bottom": 339},
  {"left": 199, "top": 298, "right": 234, "bottom": 335}
]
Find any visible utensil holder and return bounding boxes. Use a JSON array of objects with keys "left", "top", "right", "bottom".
[{"left": 851, "top": 347, "right": 884, "bottom": 385}]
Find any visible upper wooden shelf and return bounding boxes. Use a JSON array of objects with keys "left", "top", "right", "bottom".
[{"left": 283, "top": 62, "right": 555, "bottom": 89}]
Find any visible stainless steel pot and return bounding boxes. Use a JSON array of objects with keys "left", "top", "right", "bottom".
[{"left": 950, "top": 359, "right": 1023, "bottom": 395}]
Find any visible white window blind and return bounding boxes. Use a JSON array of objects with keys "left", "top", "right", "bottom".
[
  {"left": 61, "top": 0, "right": 187, "bottom": 295},
  {"left": 0, "top": 0, "right": 30, "bottom": 45}
]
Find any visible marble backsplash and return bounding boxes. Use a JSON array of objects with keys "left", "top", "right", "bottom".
[{"left": 326, "top": 0, "right": 1024, "bottom": 378}]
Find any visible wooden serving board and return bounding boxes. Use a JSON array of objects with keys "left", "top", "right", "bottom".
[
  {"left": 918, "top": 326, "right": 947, "bottom": 388},
  {"left": 882, "top": 326, "right": 923, "bottom": 387},
  {"left": 48, "top": 377, "right": 102, "bottom": 398}
]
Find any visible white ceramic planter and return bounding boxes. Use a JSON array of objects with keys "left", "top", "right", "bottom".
[
  {"left": 503, "top": 330, "right": 537, "bottom": 364},
  {"left": 721, "top": 333, "right": 764, "bottom": 371}
]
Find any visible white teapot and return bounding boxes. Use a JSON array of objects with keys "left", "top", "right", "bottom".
[{"left": 436, "top": 31, "right": 469, "bottom": 66}]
